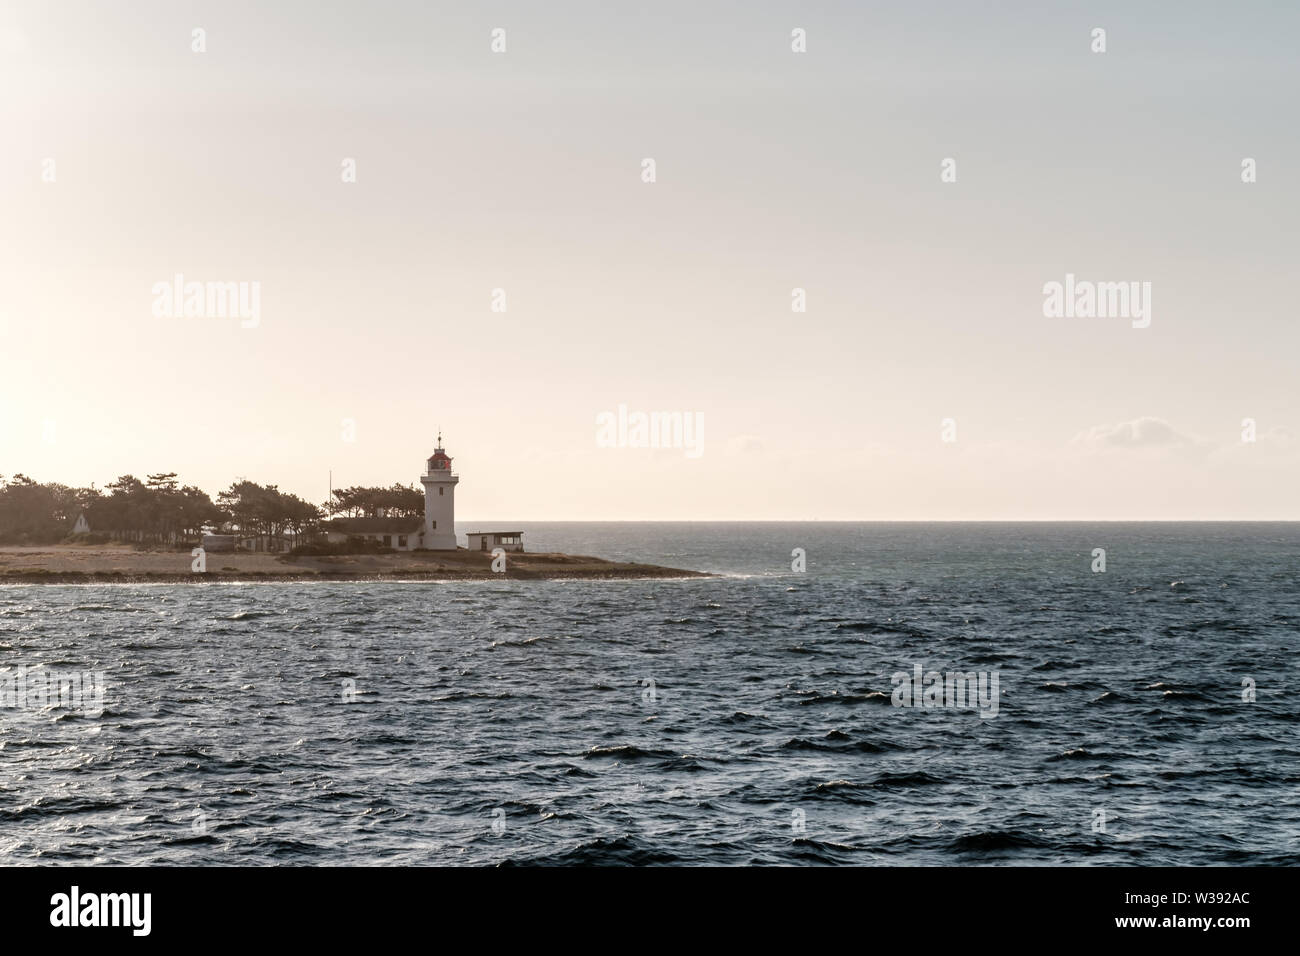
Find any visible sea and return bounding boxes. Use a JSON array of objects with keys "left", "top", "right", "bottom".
[{"left": 1, "top": 522, "right": 1297, "bottom": 866}]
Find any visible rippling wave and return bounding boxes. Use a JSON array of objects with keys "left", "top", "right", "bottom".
[{"left": 1, "top": 522, "right": 1297, "bottom": 864}]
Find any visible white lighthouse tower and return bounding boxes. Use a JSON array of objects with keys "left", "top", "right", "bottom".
[{"left": 420, "top": 434, "right": 459, "bottom": 550}]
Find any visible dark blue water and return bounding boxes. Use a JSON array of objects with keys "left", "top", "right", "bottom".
[{"left": 2, "top": 523, "right": 1297, "bottom": 865}]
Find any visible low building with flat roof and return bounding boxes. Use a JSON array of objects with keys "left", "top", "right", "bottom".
[{"left": 465, "top": 531, "right": 524, "bottom": 553}]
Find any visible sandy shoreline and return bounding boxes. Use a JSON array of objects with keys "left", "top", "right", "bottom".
[{"left": 0, "top": 544, "right": 709, "bottom": 584}]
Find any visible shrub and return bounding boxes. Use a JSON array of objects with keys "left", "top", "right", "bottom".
[{"left": 290, "top": 537, "right": 394, "bottom": 556}]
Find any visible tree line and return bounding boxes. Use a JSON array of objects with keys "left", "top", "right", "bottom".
[
  {"left": 328, "top": 483, "right": 424, "bottom": 518},
  {"left": 0, "top": 473, "right": 426, "bottom": 545}
]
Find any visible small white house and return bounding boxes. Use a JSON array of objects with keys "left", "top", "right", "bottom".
[
  {"left": 466, "top": 531, "right": 524, "bottom": 553},
  {"left": 325, "top": 517, "right": 425, "bottom": 551},
  {"left": 70, "top": 513, "right": 91, "bottom": 535}
]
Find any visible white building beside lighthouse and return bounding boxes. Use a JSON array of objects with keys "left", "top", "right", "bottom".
[{"left": 419, "top": 437, "right": 459, "bottom": 550}]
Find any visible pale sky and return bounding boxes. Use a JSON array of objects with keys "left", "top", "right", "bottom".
[{"left": 2, "top": 1, "right": 1297, "bottom": 519}]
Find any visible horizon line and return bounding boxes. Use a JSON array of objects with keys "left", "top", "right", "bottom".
[{"left": 451, "top": 518, "right": 1300, "bottom": 523}]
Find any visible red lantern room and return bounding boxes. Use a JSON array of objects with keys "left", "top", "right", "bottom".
[{"left": 427, "top": 432, "right": 453, "bottom": 474}]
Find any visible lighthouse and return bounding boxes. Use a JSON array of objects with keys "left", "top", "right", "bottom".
[{"left": 420, "top": 434, "right": 459, "bottom": 550}]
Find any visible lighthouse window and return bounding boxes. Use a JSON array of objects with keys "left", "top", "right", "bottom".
[
  {"left": 439, "top": 487, "right": 444, "bottom": 495},
  {"left": 431, "top": 521, "right": 436, "bottom": 529}
]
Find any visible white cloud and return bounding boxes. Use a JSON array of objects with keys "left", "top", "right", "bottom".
[{"left": 1070, "top": 416, "right": 1202, "bottom": 450}]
